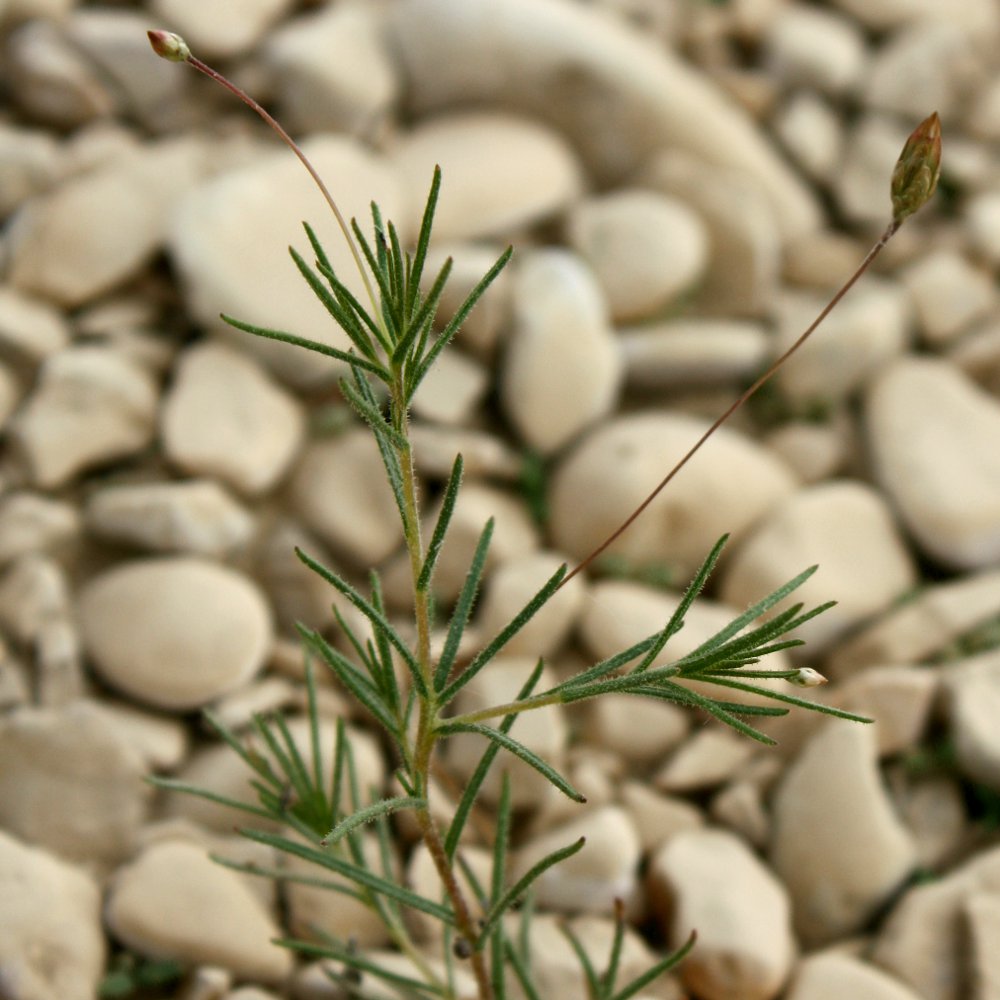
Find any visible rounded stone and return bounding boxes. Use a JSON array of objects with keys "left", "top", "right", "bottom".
[
  {"left": 565, "top": 189, "right": 709, "bottom": 322},
  {"left": 549, "top": 411, "right": 797, "bottom": 578},
  {"left": 78, "top": 557, "right": 273, "bottom": 710}
]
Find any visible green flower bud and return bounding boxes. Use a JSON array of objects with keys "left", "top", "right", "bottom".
[
  {"left": 147, "top": 29, "right": 191, "bottom": 62},
  {"left": 891, "top": 111, "right": 942, "bottom": 224}
]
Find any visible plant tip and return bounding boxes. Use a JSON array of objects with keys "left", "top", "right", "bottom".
[
  {"left": 891, "top": 111, "right": 942, "bottom": 224},
  {"left": 147, "top": 29, "right": 191, "bottom": 62}
]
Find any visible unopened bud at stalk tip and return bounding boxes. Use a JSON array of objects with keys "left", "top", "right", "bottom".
[
  {"left": 891, "top": 111, "right": 942, "bottom": 224},
  {"left": 147, "top": 29, "right": 191, "bottom": 62},
  {"left": 789, "top": 668, "right": 827, "bottom": 688}
]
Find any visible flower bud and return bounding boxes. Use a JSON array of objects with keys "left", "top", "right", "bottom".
[
  {"left": 788, "top": 667, "right": 828, "bottom": 688},
  {"left": 147, "top": 29, "right": 191, "bottom": 62},
  {"left": 891, "top": 112, "right": 942, "bottom": 224}
]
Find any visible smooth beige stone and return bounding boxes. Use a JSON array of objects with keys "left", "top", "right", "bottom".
[
  {"left": 0, "top": 700, "right": 150, "bottom": 866},
  {"left": 410, "top": 345, "right": 488, "bottom": 426},
  {"left": 288, "top": 428, "right": 404, "bottom": 567},
  {"left": 772, "top": 92, "right": 844, "bottom": 183},
  {"left": 392, "top": 111, "right": 583, "bottom": 242},
  {"left": 8, "top": 139, "right": 202, "bottom": 306},
  {"left": 827, "top": 569, "right": 1000, "bottom": 677},
  {"left": 162, "top": 341, "right": 305, "bottom": 496},
  {"left": 387, "top": 0, "right": 820, "bottom": 237},
  {"left": 566, "top": 188, "right": 709, "bottom": 322},
  {"left": 0, "top": 124, "right": 61, "bottom": 218},
  {"left": 550, "top": 411, "right": 796, "bottom": 578},
  {"left": 106, "top": 840, "right": 292, "bottom": 981},
  {"left": 619, "top": 781, "right": 704, "bottom": 854},
  {"left": 0, "top": 553, "right": 70, "bottom": 644},
  {"left": 0, "top": 830, "right": 105, "bottom": 1000},
  {"left": 515, "top": 806, "right": 641, "bottom": 913},
  {"left": 649, "top": 828, "right": 794, "bottom": 1000},
  {"left": 262, "top": 2, "right": 397, "bottom": 135},
  {"left": 84, "top": 479, "right": 255, "bottom": 555},
  {"left": 772, "top": 720, "right": 916, "bottom": 946},
  {"left": 168, "top": 136, "right": 402, "bottom": 385},
  {"left": 655, "top": 728, "right": 756, "bottom": 793},
  {"left": 967, "top": 893, "right": 1000, "bottom": 1000},
  {"left": 0, "top": 492, "right": 78, "bottom": 566},
  {"left": 902, "top": 249, "right": 996, "bottom": 346},
  {"left": 150, "top": 0, "right": 295, "bottom": 57},
  {"left": 78, "top": 557, "right": 273, "bottom": 710},
  {"left": 943, "top": 649, "right": 1000, "bottom": 792},
  {"left": 720, "top": 481, "right": 918, "bottom": 658},
  {"left": 502, "top": 248, "right": 622, "bottom": 455},
  {"left": 785, "top": 950, "right": 924, "bottom": 1000},
  {"left": 0, "top": 285, "right": 69, "bottom": 363},
  {"left": 866, "top": 357, "right": 1000, "bottom": 569},
  {"left": 588, "top": 694, "right": 689, "bottom": 764},
  {"left": 12, "top": 345, "right": 157, "bottom": 488},
  {"left": 875, "top": 845, "right": 1000, "bottom": 1000}
]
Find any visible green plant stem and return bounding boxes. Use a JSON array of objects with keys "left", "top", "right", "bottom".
[
  {"left": 446, "top": 691, "right": 563, "bottom": 729},
  {"left": 560, "top": 218, "right": 902, "bottom": 588}
]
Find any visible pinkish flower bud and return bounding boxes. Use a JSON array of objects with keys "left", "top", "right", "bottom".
[
  {"left": 147, "top": 29, "right": 191, "bottom": 62},
  {"left": 891, "top": 112, "right": 942, "bottom": 224}
]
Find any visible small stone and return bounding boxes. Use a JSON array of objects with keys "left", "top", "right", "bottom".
[
  {"left": 0, "top": 700, "right": 150, "bottom": 866},
  {"left": 262, "top": 2, "right": 398, "bottom": 135},
  {"left": 949, "top": 318, "right": 1000, "bottom": 396},
  {"left": 649, "top": 828, "right": 794, "bottom": 1000},
  {"left": 501, "top": 248, "right": 622, "bottom": 455},
  {"left": 287, "top": 428, "right": 404, "bottom": 567},
  {"left": 106, "top": 839, "right": 293, "bottom": 982},
  {"left": 410, "top": 345, "right": 488, "bottom": 426},
  {"left": 771, "top": 280, "right": 912, "bottom": 404},
  {"left": 771, "top": 719, "right": 917, "bottom": 946},
  {"left": 387, "top": 0, "right": 821, "bottom": 237},
  {"left": 149, "top": 0, "right": 295, "bottom": 58},
  {"left": 719, "top": 481, "right": 918, "bottom": 657},
  {"left": 866, "top": 357, "right": 1000, "bottom": 569},
  {"left": 164, "top": 716, "right": 384, "bottom": 833},
  {"left": 0, "top": 285, "right": 69, "bottom": 364},
  {"left": 764, "top": 418, "right": 851, "bottom": 484},
  {"left": 11, "top": 345, "right": 157, "bottom": 488},
  {"left": 710, "top": 781, "right": 770, "bottom": 848},
  {"left": 764, "top": 4, "right": 867, "bottom": 95},
  {"left": 964, "top": 192, "right": 1000, "bottom": 266},
  {"left": 8, "top": 139, "right": 203, "bottom": 307},
  {"left": 785, "top": 950, "right": 924, "bottom": 1000},
  {"left": 827, "top": 569, "right": 1000, "bottom": 676},
  {"left": 85, "top": 478, "right": 255, "bottom": 555},
  {"left": 587, "top": 694, "right": 689, "bottom": 765},
  {"left": 641, "top": 150, "right": 782, "bottom": 315},
  {"left": 392, "top": 111, "right": 583, "bottom": 242},
  {"left": 863, "top": 22, "right": 984, "bottom": 121},
  {"left": 565, "top": 189, "right": 709, "bottom": 323},
  {"left": 874, "top": 844, "right": 1000, "bottom": 1000},
  {"left": 836, "top": 666, "right": 937, "bottom": 757},
  {"left": 620, "top": 319, "right": 769, "bottom": 390},
  {"left": 943, "top": 648, "right": 1000, "bottom": 793},
  {"left": 828, "top": 0, "right": 998, "bottom": 33},
  {"left": 409, "top": 424, "right": 521, "bottom": 481},
  {"left": 178, "top": 966, "right": 231, "bottom": 1000},
  {"left": 0, "top": 553, "right": 70, "bottom": 644},
  {"left": 0, "top": 830, "right": 105, "bottom": 1000},
  {"left": 162, "top": 341, "right": 305, "bottom": 497},
  {"left": 550, "top": 412, "right": 796, "bottom": 578},
  {"left": 406, "top": 842, "right": 490, "bottom": 942},
  {"left": 901, "top": 249, "right": 996, "bottom": 346},
  {"left": 772, "top": 92, "right": 844, "bottom": 183},
  {"left": 0, "top": 124, "right": 61, "bottom": 218},
  {"left": 887, "top": 773, "right": 967, "bottom": 870},
  {"left": 168, "top": 136, "right": 403, "bottom": 385},
  {"left": 476, "top": 551, "right": 584, "bottom": 659},
  {"left": 95, "top": 699, "right": 190, "bottom": 771},
  {"left": 3, "top": 19, "right": 116, "bottom": 128},
  {"left": 515, "top": 806, "right": 641, "bottom": 914},
  {"left": 619, "top": 781, "right": 704, "bottom": 854},
  {"left": 833, "top": 115, "right": 911, "bottom": 227},
  {"left": 966, "top": 893, "right": 1000, "bottom": 1000},
  {"left": 447, "top": 657, "right": 568, "bottom": 810},
  {"left": 0, "top": 492, "right": 78, "bottom": 565},
  {"left": 655, "top": 728, "right": 756, "bottom": 793},
  {"left": 78, "top": 557, "right": 273, "bottom": 710}
]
